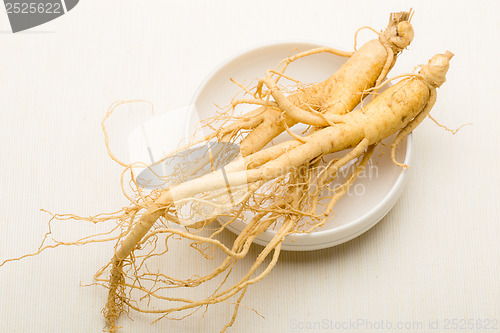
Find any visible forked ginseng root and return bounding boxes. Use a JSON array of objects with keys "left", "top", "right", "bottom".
[{"left": 0, "top": 11, "right": 456, "bottom": 333}]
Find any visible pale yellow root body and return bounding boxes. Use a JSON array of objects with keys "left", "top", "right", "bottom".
[
  {"left": 103, "top": 51, "right": 453, "bottom": 331},
  {"left": 0, "top": 50, "right": 452, "bottom": 333},
  {"left": 0, "top": 10, "right": 454, "bottom": 333}
]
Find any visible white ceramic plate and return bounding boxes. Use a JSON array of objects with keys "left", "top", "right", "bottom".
[{"left": 188, "top": 41, "right": 411, "bottom": 251}]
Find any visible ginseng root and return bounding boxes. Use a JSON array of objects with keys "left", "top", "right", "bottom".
[
  {"left": 0, "top": 12, "right": 456, "bottom": 333},
  {"left": 98, "top": 50, "right": 452, "bottom": 331}
]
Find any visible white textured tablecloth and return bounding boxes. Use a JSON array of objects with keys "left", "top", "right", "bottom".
[{"left": 0, "top": 1, "right": 499, "bottom": 332}]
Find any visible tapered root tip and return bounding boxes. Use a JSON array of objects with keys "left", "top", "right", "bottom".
[
  {"left": 419, "top": 51, "right": 454, "bottom": 88},
  {"left": 443, "top": 51, "right": 454, "bottom": 60},
  {"left": 384, "top": 10, "right": 414, "bottom": 50},
  {"left": 389, "top": 10, "right": 411, "bottom": 23}
]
